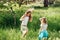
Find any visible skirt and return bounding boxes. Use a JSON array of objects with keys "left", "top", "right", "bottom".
[
  {"left": 21, "top": 25, "right": 28, "bottom": 33},
  {"left": 39, "top": 30, "right": 48, "bottom": 39}
]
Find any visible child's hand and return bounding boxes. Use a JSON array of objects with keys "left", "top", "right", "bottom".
[
  {"left": 30, "top": 18, "right": 32, "bottom": 22},
  {"left": 30, "top": 20, "right": 32, "bottom": 22},
  {"left": 20, "top": 18, "right": 24, "bottom": 21},
  {"left": 20, "top": 19, "right": 22, "bottom": 21}
]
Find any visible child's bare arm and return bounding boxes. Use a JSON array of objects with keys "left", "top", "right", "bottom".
[
  {"left": 20, "top": 15, "right": 25, "bottom": 21},
  {"left": 39, "top": 26, "right": 43, "bottom": 32}
]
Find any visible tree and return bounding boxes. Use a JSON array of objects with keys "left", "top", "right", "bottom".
[
  {"left": 18, "top": 0, "right": 24, "bottom": 7},
  {"left": 44, "top": 0, "right": 48, "bottom": 7},
  {"left": 10, "top": 7, "right": 16, "bottom": 26},
  {"left": 33, "top": 0, "right": 36, "bottom": 2},
  {"left": 49, "top": 0, "right": 55, "bottom": 5}
]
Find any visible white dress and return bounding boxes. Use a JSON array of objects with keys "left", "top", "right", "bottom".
[{"left": 20, "top": 16, "right": 29, "bottom": 32}]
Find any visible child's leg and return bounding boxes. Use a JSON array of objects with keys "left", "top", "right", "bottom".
[
  {"left": 21, "top": 25, "right": 24, "bottom": 37},
  {"left": 22, "top": 26, "right": 28, "bottom": 37},
  {"left": 39, "top": 32, "right": 43, "bottom": 40},
  {"left": 22, "top": 30, "right": 28, "bottom": 37}
]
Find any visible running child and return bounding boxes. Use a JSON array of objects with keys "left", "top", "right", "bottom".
[
  {"left": 20, "top": 9, "right": 33, "bottom": 37},
  {"left": 38, "top": 17, "right": 48, "bottom": 40}
]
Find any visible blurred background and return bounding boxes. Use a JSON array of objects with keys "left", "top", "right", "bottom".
[{"left": 0, "top": 0, "right": 60, "bottom": 40}]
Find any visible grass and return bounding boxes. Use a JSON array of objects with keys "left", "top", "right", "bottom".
[
  {"left": 0, "top": 28, "right": 20, "bottom": 40},
  {"left": 0, "top": 4, "right": 60, "bottom": 40},
  {"left": 0, "top": 28, "right": 60, "bottom": 40}
]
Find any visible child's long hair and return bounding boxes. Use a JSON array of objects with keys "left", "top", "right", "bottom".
[
  {"left": 26, "top": 11, "right": 31, "bottom": 21},
  {"left": 24, "top": 11, "right": 32, "bottom": 21}
]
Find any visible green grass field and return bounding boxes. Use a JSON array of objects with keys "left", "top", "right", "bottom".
[
  {"left": 0, "top": 5, "right": 60, "bottom": 40},
  {"left": 0, "top": 28, "right": 60, "bottom": 40}
]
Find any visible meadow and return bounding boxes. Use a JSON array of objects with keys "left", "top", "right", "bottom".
[{"left": 0, "top": 5, "right": 60, "bottom": 40}]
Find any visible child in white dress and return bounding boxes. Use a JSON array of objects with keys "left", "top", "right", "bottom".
[{"left": 20, "top": 11, "right": 32, "bottom": 37}]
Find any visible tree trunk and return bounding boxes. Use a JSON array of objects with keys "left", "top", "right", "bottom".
[
  {"left": 44, "top": 0, "right": 48, "bottom": 7},
  {"left": 13, "top": 14, "right": 16, "bottom": 26},
  {"left": 25, "top": 0, "right": 28, "bottom": 5},
  {"left": 19, "top": 0, "right": 24, "bottom": 7},
  {"left": 10, "top": 7, "right": 16, "bottom": 26},
  {"left": 33, "top": 0, "right": 35, "bottom": 2}
]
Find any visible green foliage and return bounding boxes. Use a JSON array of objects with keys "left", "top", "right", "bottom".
[
  {"left": 0, "top": 5, "right": 60, "bottom": 40},
  {"left": 0, "top": 6, "right": 60, "bottom": 31},
  {"left": 0, "top": 29, "right": 60, "bottom": 40},
  {"left": 0, "top": 1, "right": 60, "bottom": 40},
  {"left": 0, "top": 28, "right": 20, "bottom": 40}
]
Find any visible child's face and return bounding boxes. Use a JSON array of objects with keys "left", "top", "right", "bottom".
[{"left": 27, "top": 13, "right": 31, "bottom": 16}]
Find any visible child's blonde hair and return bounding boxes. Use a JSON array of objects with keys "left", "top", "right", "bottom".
[{"left": 40, "top": 17, "right": 47, "bottom": 24}]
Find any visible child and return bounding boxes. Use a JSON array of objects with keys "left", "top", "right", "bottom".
[
  {"left": 20, "top": 10, "right": 32, "bottom": 37},
  {"left": 38, "top": 17, "right": 48, "bottom": 40}
]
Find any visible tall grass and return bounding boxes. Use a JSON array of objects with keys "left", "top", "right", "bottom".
[
  {"left": 0, "top": 28, "right": 60, "bottom": 40},
  {"left": 0, "top": 5, "right": 60, "bottom": 40}
]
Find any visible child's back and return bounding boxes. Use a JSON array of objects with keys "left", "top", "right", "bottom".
[
  {"left": 39, "top": 17, "right": 48, "bottom": 40},
  {"left": 40, "top": 24, "right": 48, "bottom": 31}
]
